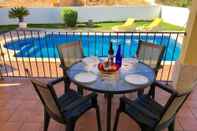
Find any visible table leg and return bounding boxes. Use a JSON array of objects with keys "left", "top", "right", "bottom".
[{"left": 106, "top": 94, "right": 112, "bottom": 131}]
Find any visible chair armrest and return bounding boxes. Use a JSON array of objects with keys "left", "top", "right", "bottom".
[
  {"left": 62, "top": 93, "right": 97, "bottom": 112},
  {"left": 159, "top": 65, "right": 163, "bottom": 69},
  {"left": 59, "top": 60, "right": 82, "bottom": 71},
  {"left": 153, "top": 81, "right": 178, "bottom": 95},
  {"left": 59, "top": 64, "right": 67, "bottom": 71},
  {"left": 47, "top": 77, "right": 64, "bottom": 87},
  {"left": 59, "top": 63, "right": 63, "bottom": 68}
]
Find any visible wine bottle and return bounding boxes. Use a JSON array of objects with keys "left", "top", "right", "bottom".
[
  {"left": 108, "top": 41, "right": 114, "bottom": 65},
  {"left": 115, "top": 44, "right": 122, "bottom": 67}
]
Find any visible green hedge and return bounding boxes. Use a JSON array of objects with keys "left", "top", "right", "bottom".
[
  {"left": 157, "top": 0, "right": 192, "bottom": 7},
  {"left": 61, "top": 8, "right": 78, "bottom": 27}
]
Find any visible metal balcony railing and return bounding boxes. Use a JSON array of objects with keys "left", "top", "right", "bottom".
[{"left": 0, "top": 30, "right": 186, "bottom": 83}]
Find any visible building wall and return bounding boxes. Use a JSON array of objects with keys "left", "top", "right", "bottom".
[
  {"left": 0, "top": 6, "right": 160, "bottom": 25},
  {"left": 161, "top": 5, "right": 190, "bottom": 27}
]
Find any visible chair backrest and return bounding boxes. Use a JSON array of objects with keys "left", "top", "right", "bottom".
[
  {"left": 137, "top": 40, "right": 165, "bottom": 71},
  {"left": 31, "top": 79, "right": 62, "bottom": 119},
  {"left": 156, "top": 86, "right": 192, "bottom": 128},
  {"left": 57, "top": 41, "right": 83, "bottom": 69}
]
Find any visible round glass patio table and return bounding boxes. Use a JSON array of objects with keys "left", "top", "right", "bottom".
[{"left": 66, "top": 58, "right": 155, "bottom": 131}]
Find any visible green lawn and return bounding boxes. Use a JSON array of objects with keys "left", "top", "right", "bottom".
[
  {"left": 0, "top": 25, "right": 18, "bottom": 33},
  {"left": 0, "top": 21, "right": 185, "bottom": 33},
  {"left": 90, "top": 21, "right": 185, "bottom": 31}
]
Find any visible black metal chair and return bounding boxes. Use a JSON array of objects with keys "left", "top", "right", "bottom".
[
  {"left": 30, "top": 77, "right": 102, "bottom": 131},
  {"left": 136, "top": 40, "right": 165, "bottom": 97},
  {"left": 136, "top": 40, "right": 165, "bottom": 73},
  {"left": 113, "top": 81, "right": 192, "bottom": 131},
  {"left": 57, "top": 41, "right": 84, "bottom": 94}
]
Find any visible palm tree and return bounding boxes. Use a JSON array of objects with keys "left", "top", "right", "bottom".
[{"left": 9, "top": 7, "right": 29, "bottom": 23}]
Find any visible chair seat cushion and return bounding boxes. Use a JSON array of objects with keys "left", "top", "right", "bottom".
[
  {"left": 122, "top": 95, "right": 164, "bottom": 127},
  {"left": 58, "top": 90, "right": 93, "bottom": 120}
]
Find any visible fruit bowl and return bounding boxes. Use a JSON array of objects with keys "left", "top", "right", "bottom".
[{"left": 98, "top": 62, "right": 120, "bottom": 74}]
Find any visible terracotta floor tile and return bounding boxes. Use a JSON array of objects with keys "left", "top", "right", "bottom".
[
  {"left": 190, "top": 108, "right": 197, "bottom": 119},
  {"left": 1, "top": 122, "right": 23, "bottom": 131},
  {"left": 0, "top": 78, "right": 197, "bottom": 131},
  {"left": 0, "top": 100, "right": 22, "bottom": 111},
  {"left": 47, "top": 120, "right": 64, "bottom": 131},
  {"left": 116, "top": 114, "right": 140, "bottom": 131},
  {"left": 19, "top": 123, "right": 42, "bottom": 131},
  {"left": 175, "top": 119, "right": 184, "bottom": 131},
  {"left": 25, "top": 111, "right": 43, "bottom": 123},
  {"left": 178, "top": 116, "right": 197, "bottom": 131},
  {"left": 0, "top": 110, "right": 15, "bottom": 122},
  {"left": 8, "top": 110, "right": 29, "bottom": 123},
  {"left": 177, "top": 106, "right": 194, "bottom": 118}
]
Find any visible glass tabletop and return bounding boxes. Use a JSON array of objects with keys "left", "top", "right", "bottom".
[{"left": 66, "top": 58, "right": 156, "bottom": 94}]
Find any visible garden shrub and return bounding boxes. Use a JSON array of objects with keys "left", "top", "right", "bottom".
[{"left": 61, "top": 8, "right": 78, "bottom": 27}]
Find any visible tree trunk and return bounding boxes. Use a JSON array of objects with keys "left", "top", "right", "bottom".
[{"left": 19, "top": 17, "right": 24, "bottom": 23}]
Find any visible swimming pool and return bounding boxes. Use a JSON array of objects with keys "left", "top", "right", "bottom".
[{"left": 4, "top": 33, "right": 181, "bottom": 61}]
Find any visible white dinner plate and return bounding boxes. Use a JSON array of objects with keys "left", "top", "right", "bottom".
[
  {"left": 82, "top": 56, "right": 100, "bottom": 66},
  {"left": 74, "top": 72, "right": 97, "bottom": 83},
  {"left": 124, "top": 74, "right": 149, "bottom": 85},
  {"left": 123, "top": 58, "right": 139, "bottom": 65}
]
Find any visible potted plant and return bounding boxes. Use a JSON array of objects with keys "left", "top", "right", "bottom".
[{"left": 9, "top": 7, "right": 30, "bottom": 29}]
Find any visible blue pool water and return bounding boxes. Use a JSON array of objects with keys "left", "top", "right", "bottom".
[{"left": 4, "top": 34, "right": 181, "bottom": 61}]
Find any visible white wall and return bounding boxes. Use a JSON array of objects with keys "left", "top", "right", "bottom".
[
  {"left": 0, "top": 5, "right": 190, "bottom": 27},
  {"left": 161, "top": 5, "right": 190, "bottom": 27},
  {"left": 0, "top": 6, "right": 160, "bottom": 25}
]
